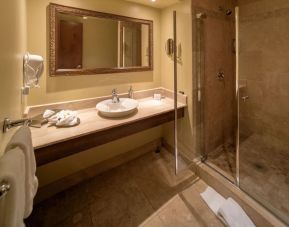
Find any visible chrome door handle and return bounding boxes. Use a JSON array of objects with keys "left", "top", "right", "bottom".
[{"left": 241, "top": 96, "right": 249, "bottom": 102}]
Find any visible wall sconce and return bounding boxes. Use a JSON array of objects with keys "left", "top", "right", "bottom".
[{"left": 165, "top": 39, "right": 182, "bottom": 64}]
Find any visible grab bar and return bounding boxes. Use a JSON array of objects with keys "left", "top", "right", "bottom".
[
  {"left": 0, "top": 181, "right": 10, "bottom": 199},
  {"left": 3, "top": 118, "right": 32, "bottom": 133}
]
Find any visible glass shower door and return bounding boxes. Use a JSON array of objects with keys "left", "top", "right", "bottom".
[
  {"left": 173, "top": 6, "right": 195, "bottom": 175},
  {"left": 237, "top": 1, "right": 289, "bottom": 224}
]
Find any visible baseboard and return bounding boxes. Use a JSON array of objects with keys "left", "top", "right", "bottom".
[{"left": 35, "top": 138, "right": 161, "bottom": 203}]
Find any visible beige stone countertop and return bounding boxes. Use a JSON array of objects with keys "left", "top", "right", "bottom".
[{"left": 30, "top": 97, "right": 186, "bottom": 149}]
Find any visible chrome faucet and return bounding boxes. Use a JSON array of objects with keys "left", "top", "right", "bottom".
[{"left": 112, "top": 88, "right": 120, "bottom": 103}]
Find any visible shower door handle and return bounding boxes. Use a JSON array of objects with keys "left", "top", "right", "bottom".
[{"left": 241, "top": 96, "right": 249, "bottom": 102}]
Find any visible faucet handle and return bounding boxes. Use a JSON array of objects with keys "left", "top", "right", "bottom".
[{"left": 112, "top": 88, "right": 117, "bottom": 94}]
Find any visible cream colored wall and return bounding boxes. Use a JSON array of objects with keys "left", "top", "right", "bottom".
[
  {"left": 26, "top": 0, "right": 161, "bottom": 106},
  {"left": 0, "top": 0, "right": 27, "bottom": 151},
  {"left": 26, "top": 0, "right": 163, "bottom": 187},
  {"left": 160, "top": 0, "right": 195, "bottom": 160}
]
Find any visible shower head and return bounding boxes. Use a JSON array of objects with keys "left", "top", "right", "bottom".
[
  {"left": 225, "top": 10, "right": 232, "bottom": 16},
  {"left": 219, "top": 6, "right": 232, "bottom": 16},
  {"left": 196, "top": 12, "right": 207, "bottom": 19}
]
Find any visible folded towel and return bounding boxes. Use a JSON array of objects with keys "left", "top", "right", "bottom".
[
  {"left": 48, "top": 110, "right": 79, "bottom": 127},
  {"left": 43, "top": 109, "right": 55, "bottom": 118},
  {"left": 0, "top": 147, "right": 26, "bottom": 227},
  {"left": 218, "top": 198, "right": 255, "bottom": 227},
  {"left": 200, "top": 186, "right": 226, "bottom": 215},
  {"left": 5, "top": 126, "right": 38, "bottom": 218}
]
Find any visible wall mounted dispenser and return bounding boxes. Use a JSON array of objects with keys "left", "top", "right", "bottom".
[{"left": 22, "top": 53, "right": 44, "bottom": 95}]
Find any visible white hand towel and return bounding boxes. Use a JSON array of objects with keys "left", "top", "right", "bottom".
[
  {"left": 218, "top": 198, "right": 255, "bottom": 227},
  {"left": 0, "top": 147, "right": 26, "bottom": 227},
  {"left": 43, "top": 109, "right": 55, "bottom": 118},
  {"left": 5, "top": 126, "right": 38, "bottom": 218},
  {"left": 48, "top": 110, "right": 79, "bottom": 127},
  {"left": 200, "top": 186, "right": 226, "bottom": 215}
]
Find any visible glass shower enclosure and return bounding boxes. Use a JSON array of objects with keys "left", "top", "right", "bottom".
[{"left": 194, "top": 0, "right": 289, "bottom": 224}]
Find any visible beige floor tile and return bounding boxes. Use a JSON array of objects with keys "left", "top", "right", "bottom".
[
  {"left": 88, "top": 168, "right": 154, "bottom": 227},
  {"left": 55, "top": 207, "right": 93, "bottom": 227},
  {"left": 26, "top": 151, "right": 226, "bottom": 227},
  {"left": 157, "top": 195, "right": 202, "bottom": 227},
  {"left": 139, "top": 213, "right": 165, "bottom": 227}
]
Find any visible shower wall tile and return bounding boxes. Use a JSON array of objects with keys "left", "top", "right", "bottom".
[
  {"left": 202, "top": 9, "right": 236, "bottom": 153},
  {"left": 238, "top": 0, "right": 289, "bottom": 18},
  {"left": 192, "top": 0, "right": 235, "bottom": 12},
  {"left": 239, "top": 6, "right": 289, "bottom": 144}
]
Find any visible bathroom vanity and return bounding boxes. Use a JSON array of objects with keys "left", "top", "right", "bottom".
[{"left": 26, "top": 88, "right": 187, "bottom": 166}]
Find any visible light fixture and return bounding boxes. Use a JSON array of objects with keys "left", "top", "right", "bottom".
[{"left": 151, "top": 0, "right": 156, "bottom": 2}]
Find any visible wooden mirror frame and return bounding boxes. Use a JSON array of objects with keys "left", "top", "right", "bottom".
[{"left": 49, "top": 3, "right": 153, "bottom": 76}]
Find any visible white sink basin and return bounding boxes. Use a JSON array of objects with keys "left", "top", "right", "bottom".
[{"left": 96, "top": 98, "right": 138, "bottom": 118}]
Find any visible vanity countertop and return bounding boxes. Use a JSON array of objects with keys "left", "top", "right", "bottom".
[{"left": 30, "top": 97, "right": 186, "bottom": 150}]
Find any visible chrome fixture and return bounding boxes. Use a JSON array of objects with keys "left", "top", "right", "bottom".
[
  {"left": 217, "top": 71, "right": 225, "bottom": 81},
  {"left": 128, "top": 86, "right": 134, "bottom": 99},
  {"left": 0, "top": 181, "right": 10, "bottom": 200},
  {"left": 3, "top": 118, "right": 32, "bottom": 133},
  {"left": 111, "top": 88, "right": 120, "bottom": 103}
]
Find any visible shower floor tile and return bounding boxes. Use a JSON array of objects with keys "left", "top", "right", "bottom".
[
  {"left": 206, "top": 143, "right": 236, "bottom": 181},
  {"left": 205, "top": 133, "right": 289, "bottom": 223},
  {"left": 239, "top": 134, "right": 289, "bottom": 222},
  {"left": 26, "top": 149, "right": 224, "bottom": 227}
]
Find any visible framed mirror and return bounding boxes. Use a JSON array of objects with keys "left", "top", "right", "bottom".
[{"left": 49, "top": 4, "right": 153, "bottom": 76}]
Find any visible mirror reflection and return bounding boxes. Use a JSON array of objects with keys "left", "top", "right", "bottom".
[{"left": 56, "top": 12, "right": 150, "bottom": 72}]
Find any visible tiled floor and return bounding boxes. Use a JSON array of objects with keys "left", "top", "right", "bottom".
[{"left": 26, "top": 150, "right": 224, "bottom": 227}]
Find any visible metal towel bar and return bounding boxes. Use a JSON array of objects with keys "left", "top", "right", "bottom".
[
  {"left": 2, "top": 118, "right": 32, "bottom": 133},
  {"left": 0, "top": 181, "right": 10, "bottom": 199}
]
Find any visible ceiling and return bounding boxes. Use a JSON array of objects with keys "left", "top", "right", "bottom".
[{"left": 125, "top": 0, "right": 181, "bottom": 9}]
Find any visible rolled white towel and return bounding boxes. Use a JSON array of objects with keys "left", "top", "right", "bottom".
[{"left": 218, "top": 198, "right": 255, "bottom": 227}]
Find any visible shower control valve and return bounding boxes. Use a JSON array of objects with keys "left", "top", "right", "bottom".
[
  {"left": 217, "top": 71, "right": 225, "bottom": 81},
  {"left": 241, "top": 96, "right": 249, "bottom": 102}
]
